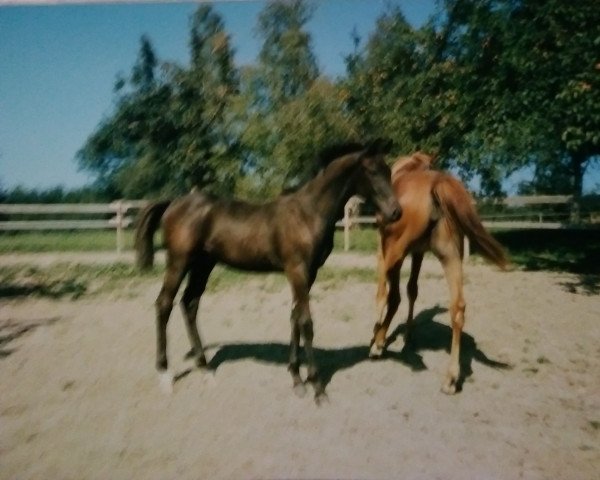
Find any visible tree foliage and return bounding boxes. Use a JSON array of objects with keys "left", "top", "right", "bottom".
[
  {"left": 234, "top": 0, "right": 358, "bottom": 198},
  {"left": 78, "top": 6, "right": 240, "bottom": 199},
  {"left": 256, "top": 0, "right": 319, "bottom": 107},
  {"left": 76, "top": 0, "right": 599, "bottom": 200},
  {"left": 344, "top": 0, "right": 599, "bottom": 196}
]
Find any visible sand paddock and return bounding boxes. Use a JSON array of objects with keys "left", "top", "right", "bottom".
[{"left": 1, "top": 252, "right": 598, "bottom": 479}]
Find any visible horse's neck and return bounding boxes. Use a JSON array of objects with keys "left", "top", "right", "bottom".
[{"left": 305, "top": 156, "right": 359, "bottom": 220}]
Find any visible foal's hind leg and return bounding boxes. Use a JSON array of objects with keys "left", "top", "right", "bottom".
[
  {"left": 181, "top": 258, "right": 216, "bottom": 368},
  {"left": 155, "top": 255, "right": 188, "bottom": 393},
  {"left": 438, "top": 254, "right": 466, "bottom": 394},
  {"left": 288, "top": 305, "right": 305, "bottom": 397},
  {"left": 404, "top": 252, "right": 424, "bottom": 347}
]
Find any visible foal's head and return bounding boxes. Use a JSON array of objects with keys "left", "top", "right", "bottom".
[{"left": 355, "top": 141, "right": 402, "bottom": 224}]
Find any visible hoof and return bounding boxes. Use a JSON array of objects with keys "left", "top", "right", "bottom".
[
  {"left": 201, "top": 370, "right": 217, "bottom": 387},
  {"left": 159, "top": 371, "right": 174, "bottom": 394},
  {"left": 315, "top": 392, "right": 329, "bottom": 406},
  {"left": 293, "top": 382, "right": 307, "bottom": 398},
  {"left": 195, "top": 355, "right": 208, "bottom": 368},
  {"left": 185, "top": 350, "right": 208, "bottom": 368},
  {"left": 441, "top": 379, "right": 458, "bottom": 395},
  {"left": 369, "top": 342, "right": 384, "bottom": 359}
]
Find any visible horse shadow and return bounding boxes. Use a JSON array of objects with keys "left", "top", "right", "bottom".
[
  {"left": 0, "top": 317, "right": 62, "bottom": 359},
  {"left": 203, "top": 341, "right": 424, "bottom": 391},
  {"left": 384, "top": 305, "right": 512, "bottom": 391},
  {"left": 177, "top": 306, "right": 511, "bottom": 392}
]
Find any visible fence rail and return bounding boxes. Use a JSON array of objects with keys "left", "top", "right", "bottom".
[
  {"left": 337, "top": 195, "right": 599, "bottom": 253},
  {"left": 0, "top": 196, "right": 597, "bottom": 256},
  {"left": 0, "top": 200, "right": 148, "bottom": 253}
]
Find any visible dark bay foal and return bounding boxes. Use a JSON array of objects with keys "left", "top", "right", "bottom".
[{"left": 135, "top": 142, "right": 401, "bottom": 403}]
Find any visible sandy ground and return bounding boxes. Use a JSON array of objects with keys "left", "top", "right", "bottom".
[{"left": 1, "top": 251, "right": 599, "bottom": 479}]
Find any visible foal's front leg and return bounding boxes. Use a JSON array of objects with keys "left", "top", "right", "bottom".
[
  {"left": 286, "top": 264, "right": 326, "bottom": 403},
  {"left": 297, "top": 300, "right": 327, "bottom": 403},
  {"left": 288, "top": 305, "right": 305, "bottom": 397},
  {"left": 370, "top": 262, "right": 401, "bottom": 358}
]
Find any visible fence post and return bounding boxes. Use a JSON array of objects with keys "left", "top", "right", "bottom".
[
  {"left": 570, "top": 198, "right": 580, "bottom": 223},
  {"left": 115, "top": 200, "right": 124, "bottom": 254},
  {"left": 343, "top": 201, "right": 351, "bottom": 251},
  {"left": 463, "top": 236, "right": 470, "bottom": 262}
]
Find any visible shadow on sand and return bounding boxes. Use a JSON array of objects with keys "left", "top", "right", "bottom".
[
  {"left": 0, "top": 317, "right": 62, "bottom": 359},
  {"left": 175, "top": 306, "right": 511, "bottom": 392}
]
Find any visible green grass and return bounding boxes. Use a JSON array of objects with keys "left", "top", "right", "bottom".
[
  {"left": 489, "top": 228, "right": 600, "bottom": 275},
  {"left": 3, "top": 227, "right": 597, "bottom": 301},
  {"left": 333, "top": 227, "right": 379, "bottom": 252},
  {"left": 0, "top": 230, "right": 136, "bottom": 253},
  {"left": 0, "top": 260, "right": 393, "bottom": 301},
  {"left": 2, "top": 226, "right": 598, "bottom": 277},
  {"left": 0, "top": 262, "right": 157, "bottom": 299},
  {"left": 0, "top": 229, "right": 378, "bottom": 254},
  {"left": 0, "top": 227, "right": 383, "bottom": 300},
  {"left": 337, "top": 226, "right": 600, "bottom": 276}
]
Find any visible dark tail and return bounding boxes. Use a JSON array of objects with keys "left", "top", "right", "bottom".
[
  {"left": 432, "top": 175, "right": 509, "bottom": 270},
  {"left": 135, "top": 200, "right": 171, "bottom": 270}
]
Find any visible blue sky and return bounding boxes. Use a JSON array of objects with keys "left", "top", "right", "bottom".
[
  {"left": 1, "top": 0, "right": 598, "bottom": 194},
  {"left": 0, "top": 0, "right": 435, "bottom": 190}
]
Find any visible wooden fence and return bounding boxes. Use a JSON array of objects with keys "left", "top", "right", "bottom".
[
  {"left": 0, "top": 195, "right": 597, "bottom": 256},
  {"left": 337, "top": 195, "right": 598, "bottom": 254},
  {"left": 0, "top": 200, "right": 147, "bottom": 253}
]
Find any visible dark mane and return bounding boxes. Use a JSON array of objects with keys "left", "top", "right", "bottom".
[
  {"left": 316, "top": 142, "right": 366, "bottom": 170},
  {"left": 279, "top": 139, "right": 394, "bottom": 195},
  {"left": 279, "top": 142, "right": 367, "bottom": 195},
  {"left": 317, "top": 138, "right": 394, "bottom": 170}
]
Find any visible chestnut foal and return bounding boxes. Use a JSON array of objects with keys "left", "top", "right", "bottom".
[{"left": 370, "top": 152, "right": 508, "bottom": 394}]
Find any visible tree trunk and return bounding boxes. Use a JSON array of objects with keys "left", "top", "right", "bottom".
[
  {"left": 571, "top": 153, "right": 584, "bottom": 199},
  {"left": 570, "top": 153, "right": 585, "bottom": 223}
]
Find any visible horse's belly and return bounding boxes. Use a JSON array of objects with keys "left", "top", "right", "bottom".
[
  {"left": 222, "top": 254, "right": 280, "bottom": 272},
  {"left": 205, "top": 238, "right": 281, "bottom": 272}
]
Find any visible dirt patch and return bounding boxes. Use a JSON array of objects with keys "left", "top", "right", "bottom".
[{"left": 1, "top": 252, "right": 598, "bottom": 479}]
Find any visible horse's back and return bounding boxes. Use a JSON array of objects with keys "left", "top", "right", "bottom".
[
  {"left": 394, "top": 170, "right": 438, "bottom": 218},
  {"left": 161, "top": 192, "right": 216, "bottom": 256},
  {"left": 391, "top": 152, "right": 435, "bottom": 180},
  {"left": 384, "top": 170, "right": 447, "bottom": 249},
  {"left": 164, "top": 192, "right": 288, "bottom": 270}
]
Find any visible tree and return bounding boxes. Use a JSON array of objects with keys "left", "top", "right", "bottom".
[
  {"left": 161, "top": 5, "right": 241, "bottom": 195},
  {"left": 256, "top": 0, "right": 319, "bottom": 107},
  {"left": 343, "top": 7, "right": 444, "bottom": 150},
  {"left": 78, "top": 6, "right": 241, "bottom": 199},
  {"left": 504, "top": 0, "right": 600, "bottom": 196},
  {"left": 345, "top": 0, "right": 600, "bottom": 197},
  {"left": 235, "top": 0, "right": 333, "bottom": 197},
  {"left": 236, "top": 79, "right": 360, "bottom": 197},
  {"left": 78, "top": 35, "right": 178, "bottom": 198},
  {"left": 344, "top": 3, "right": 523, "bottom": 194},
  {"left": 438, "top": 0, "right": 600, "bottom": 196}
]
